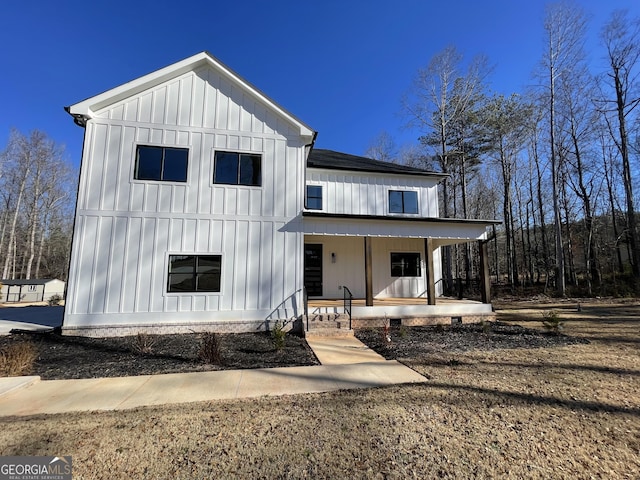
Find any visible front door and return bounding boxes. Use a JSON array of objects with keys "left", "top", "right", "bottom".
[{"left": 304, "top": 244, "right": 323, "bottom": 296}]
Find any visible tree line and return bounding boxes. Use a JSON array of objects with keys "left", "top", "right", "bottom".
[
  {"left": 368, "top": 3, "right": 640, "bottom": 296},
  {"left": 0, "top": 129, "right": 76, "bottom": 281}
]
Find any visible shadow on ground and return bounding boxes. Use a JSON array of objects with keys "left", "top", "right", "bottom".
[{"left": 0, "top": 305, "right": 63, "bottom": 328}]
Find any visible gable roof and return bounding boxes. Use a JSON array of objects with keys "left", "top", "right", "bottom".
[
  {"left": 307, "top": 149, "right": 446, "bottom": 178},
  {"left": 65, "top": 51, "right": 316, "bottom": 140}
]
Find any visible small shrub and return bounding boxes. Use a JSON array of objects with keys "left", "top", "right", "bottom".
[
  {"left": 47, "top": 294, "right": 63, "bottom": 306},
  {"left": 381, "top": 320, "right": 391, "bottom": 345},
  {"left": 0, "top": 341, "right": 38, "bottom": 376},
  {"left": 481, "top": 319, "right": 491, "bottom": 334},
  {"left": 541, "top": 310, "right": 564, "bottom": 334},
  {"left": 198, "top": 332, "right": 223, "bottom": 364},
  {"left": 131, "top": 333, "right": 155, "bottom": 355},
  {"left": 398, "top": 325, "right": 409, "bottom": 339},
  {"left": 271, "top": 321, "right": 286, "bottom": 351}
]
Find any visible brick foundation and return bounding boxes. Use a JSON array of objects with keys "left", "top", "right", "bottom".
[
  {"left": 61, "top": 312, "right": 494, "bottom": 338},
  {"left": 62, "top": 317, "right": 302, "bottom": 338}
]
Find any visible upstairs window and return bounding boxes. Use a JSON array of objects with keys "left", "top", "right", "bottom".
[
  {"left": 389, "top": 190, "right": 418, "bottom": 214},
  {"left": 168, "top": 255, "right": 222, "bottom": 293},
  {"left": 214, "top": 151, "right": 262, "bottom": 186},
  {"left": 306, "top": 185, "right": 323, "bottom": 210},
  {"left": 390, "top": 252, "right": 421, "bottom": 277},
  {"left": 135, "top": 145, "right": 188, "bottom": 182}
]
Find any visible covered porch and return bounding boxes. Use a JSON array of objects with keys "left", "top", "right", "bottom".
[{"left": 302, "top": 213, "right": 499, "bottom": 329}]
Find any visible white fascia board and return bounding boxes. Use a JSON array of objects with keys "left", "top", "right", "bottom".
[
  {"left": 66, "top": 51, "right": 316, "bottom": 139},
  {"left": 307, "top": 166, "right": 447, "bottom": 182},
  {"left": 302, "top": 215, "right": 495, "bottom": 241}
]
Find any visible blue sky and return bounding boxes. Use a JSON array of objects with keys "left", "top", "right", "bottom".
[{"left": 1, "top": 0, "right": 639, "bottom": 167}]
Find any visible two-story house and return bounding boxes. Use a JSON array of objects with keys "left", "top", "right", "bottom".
[{"left": 63, "top": 52, "right": 498, "bottom": 337}]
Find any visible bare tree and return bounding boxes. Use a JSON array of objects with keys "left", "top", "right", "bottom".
[
  {"left": 557, "top": 66, "right": 602, "bottom": 291},
  {"left": 402, "top": 45, "right": 491, "bottom": 292},
  {"left": 598, "top": 125, "right": 625, "bottom": 275},
  {"left": 364, "top": 131, "right": 398, "bottom": 162},
  {"left": 538, "top": 1, "right": 589, "bottom": 295},
  {"left": 483, "top": 94, "right": 532, "bottom": 287},
  {"left": 398, "top": 144, "right": 431, "bottom": 169},
  {"left": 1, "top": 130, "right": 32, "bottom": 279},
  {"left": 597, "top": 9, "right": 640, "bottom": 278},
  {"left": 0, "top": 129, "right": 76, "bottom": 281}
]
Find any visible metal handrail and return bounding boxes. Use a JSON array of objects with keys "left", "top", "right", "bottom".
[
  {"left": 303, "top": 287, "right": 309, "bottom": 331},
  {"left": 342, "top": 285, "right": 353, "bottom": 330}
]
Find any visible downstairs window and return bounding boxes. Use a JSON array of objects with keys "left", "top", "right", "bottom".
[
  {"left": 390, "top": 252, "right": 421, "bottom": 277},
  {"left": 168, "top": 255, "right": 221, "bottom": 292}
]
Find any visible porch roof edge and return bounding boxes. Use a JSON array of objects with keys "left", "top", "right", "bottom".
[{"left": 302, "top": 211, "right": 502, "bottom": 226}]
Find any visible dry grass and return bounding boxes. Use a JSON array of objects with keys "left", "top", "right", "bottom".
[
  {"left": 130, "top": 333, "right": 156, "bottom": 355},
  {"left": 1, "top": 300, "right": 639, "bottom": 479},
  {"left": 197, "top": 332, "right": 223, "bottom": 365},
  {"left": 0, "top": 340, "right": 37, "bottom": 376}
]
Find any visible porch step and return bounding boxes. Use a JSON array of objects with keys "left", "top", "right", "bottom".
[
  {"left": 307, "top": 313, "right": 347, "bottom": 327},
  {"left": 308, "top": 312, "right": 342, "bottom": 321},
  {"left": 305, "top": 328, "right": 354, "bottom": 339},
  {"left": 305, "top": 313, "right": 353, "bottom": 338}
]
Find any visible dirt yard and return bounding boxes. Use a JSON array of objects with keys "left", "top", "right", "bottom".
[{"left": 0, "top": 299, "right": 638, "bottom": 479}]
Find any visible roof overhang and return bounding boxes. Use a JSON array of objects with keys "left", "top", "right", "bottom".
[
  {"left": 302, "top": 212, "right": 501, "bottom": 247},
  {"left": 65, "top": 51, "right": 316, "bottom": 140}
]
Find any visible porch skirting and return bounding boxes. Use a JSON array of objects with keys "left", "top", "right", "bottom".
[
  {"left": 350, "top": 312, "right": 495, "bottom": 329},
  {"left": 307, "top": 301, "right": 495, "bottom": 329}
]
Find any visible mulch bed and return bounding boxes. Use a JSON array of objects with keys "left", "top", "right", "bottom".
[
  {"left": 0, "top": 321, "right": 590, "bottom": 380},
  {"left": 0, "top": 331, "right": 320, "bottom": 380},
  {"left": 354, "top": 321, "right": 590, "bottom": 360}
]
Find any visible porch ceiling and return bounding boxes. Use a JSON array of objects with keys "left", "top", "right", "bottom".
[{"left": 302, "top": 213, "right": 500, "bottom": 246}]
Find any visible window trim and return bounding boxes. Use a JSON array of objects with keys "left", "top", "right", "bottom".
[
  {"left": 134, "top": 144, "right": 189, "bottom": 183},
  {"left": 166, "top": 254, "right": 223, "bottom": 294},
  {"left": 212, "top": 150, "right": 263, "bottom": 187},
  {"left": 306, "top": 184, "right": 323, "bottom": 210},
  {"left": 388, "top": 189, "right": 419, "bottom": 215},
  {"left": 390, "top": 252, "right": 422, "bottom": 277}
]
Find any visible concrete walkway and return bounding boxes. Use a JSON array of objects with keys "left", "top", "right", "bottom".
[
  {"left": 0, "top": 336, "right": 426, "bottom": 417},
  {"left": 305, "top": 336, "right": 388, "bottom": 364}
]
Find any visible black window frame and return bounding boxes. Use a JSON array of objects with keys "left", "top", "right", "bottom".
[
  {"left": 306, "top": 185, "right": 323, "bottom": 210},
  {"left": 134, "top": 145, "right": 189, "bottom": 182},
  {"left": 390, "top": 252, "right": 422, "bottom": 277},
  {"left": 167, "top": 255, "right": 222, "bottom": 293},
  {"left": 213, "top": 151, "right": 262, "bottom": 186},
  {"left": 388, "top": 190, "right": 419, "bottom": 214}
]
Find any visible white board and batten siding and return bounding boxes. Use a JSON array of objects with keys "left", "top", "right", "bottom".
[
  {"left": 304, "top": 236, "right": 443, "bottom": 299},
  {"left": 65, "top": 64, "right": 308, "bottom": 332},
  {"left": 306, "top": 168, "right": 440, "bottom": 217},
  {"left": 304, "top": 169, "right": 445, "bottom": 299}
]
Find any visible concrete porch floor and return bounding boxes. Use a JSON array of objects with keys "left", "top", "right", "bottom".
[{"left": 306, "top": 296, "right": 494, "bottom": 327}]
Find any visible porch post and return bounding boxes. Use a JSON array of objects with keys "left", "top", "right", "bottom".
[
  {"left": 479, "top": 239, "right": 491, "bottom": 303},
  {"left": 424, "top": 238, "right": 436, "bottom": 305},
  {"left": 364, "top": 236, "right": 373, "bottom": 306}
]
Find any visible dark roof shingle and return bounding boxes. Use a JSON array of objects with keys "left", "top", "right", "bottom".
[{"left": 307, "top": 149, "right": 444, "bottom": 177}]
